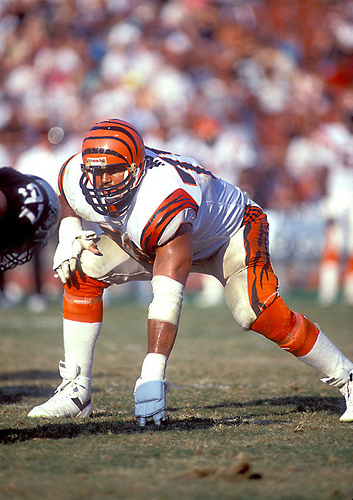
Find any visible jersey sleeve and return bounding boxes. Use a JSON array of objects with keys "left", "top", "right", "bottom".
[
  {"left": 140, "top": 188, "right": 198, "bottom": 253},
  {"left": 58, "top": 154, "right": 77, "bottom": 207},
  {"left": 57, "top": 153, "right": 106, "bottom": 224}
]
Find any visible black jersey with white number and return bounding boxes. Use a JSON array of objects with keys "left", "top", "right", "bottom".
[{"left": 0, "top": 167, "right": 60, "bottom": 271}]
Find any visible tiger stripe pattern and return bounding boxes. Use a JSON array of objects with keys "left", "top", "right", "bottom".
[
  {"left": 242, "top": 204, "right": 279, "bottom": 317},
  {"left": 140, "top": 188, "right": 198, "bottom": 254}
]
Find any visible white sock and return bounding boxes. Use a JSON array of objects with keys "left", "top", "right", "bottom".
[
  {"left": 63, "top": 318, "right": 102, "bottom": 380},
  {"left": 299, "top": 330, "right": 353, "bottom": 380}
]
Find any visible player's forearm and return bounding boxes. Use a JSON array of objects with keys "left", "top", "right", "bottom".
[
  {"left": 135, "top": 289, "right": 182, "bottom": 426},
  {"left": 136, "top": 319, "right": 177, "bottom": 391},
  {"left": 145, "top": 274, "right": 184, "bottom": 368},
  {"left": 147, "top": 319, "right": 178, "bottom": 357}
]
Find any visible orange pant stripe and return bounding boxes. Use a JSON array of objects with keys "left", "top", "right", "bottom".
[
  {"left": 252, "top": 296, "right": 319, "bottom": 357},
  {"left": 243, "top": 205, "right": 279, "bottom": 317},
  {"left": 63, "top": 271, "right": 109, "bottom": 323}
]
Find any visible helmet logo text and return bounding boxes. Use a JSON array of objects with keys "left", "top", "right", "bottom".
[{"left": 86, "top": 157, "right": 107, "bottom": 168}]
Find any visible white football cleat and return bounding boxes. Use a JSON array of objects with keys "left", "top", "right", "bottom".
[
  {"left": 339, "top": 372, "right": 353, "bottom": 422},
  {"left": 27, "top": 361, "right": 92, "bottom": 418}
]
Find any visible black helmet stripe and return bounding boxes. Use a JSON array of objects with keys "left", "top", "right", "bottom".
[
  {"left": 100, "top": 120, "right": 144, "bottom": 143},
  {"left": 83, "top": 133, "right": 136, "bottom": 161},
  {"left": 82, "top": 147, "right": 129, "bottom": 163},
  {"left": 89, "top": 124, "right": 143, "bottom": 155}
]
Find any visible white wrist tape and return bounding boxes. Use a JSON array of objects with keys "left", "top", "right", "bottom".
[
  {"left": 141, "top": 353, "right": 167, "bottom": 381},
  {"left": 53, "top": 216, "right": 97, "bottom": 283},
  {"left": 148, "top": 275, "right": 184, "bottom": 326},
  {"left": 58, "top": 216, "right": 82, "bottom": 241}
]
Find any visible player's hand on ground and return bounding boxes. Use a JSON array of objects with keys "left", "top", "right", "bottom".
[
  {"left": 53, "top": 230, "right": 100, "bottom": 284},
  {"left": 134, "top": 379, "right": 166, "bottom": 427}
]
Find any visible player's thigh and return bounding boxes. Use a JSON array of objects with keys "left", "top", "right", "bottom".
[
  {"left": 80, "top": 234, "right": 152, "bottom": 285},
  {"left": 220, "top": 230, "right": 257, "bottom": 330},
  {"left": 223, "top": 215, "right": 278, "bottom": 330},
  {"left": 191, "top": 231, "right": 256, "bottom": 329}
]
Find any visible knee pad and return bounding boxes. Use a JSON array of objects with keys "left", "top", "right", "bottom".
[
  {"left": 251, "top": 297, "right": 319, "bottom": 357},
  {"left": 63, "top": 271, "right": 108, "bottom": 323}
]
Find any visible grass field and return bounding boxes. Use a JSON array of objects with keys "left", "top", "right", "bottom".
[{"left": 0, "top": 293, "right": 352, "bottom": 499}]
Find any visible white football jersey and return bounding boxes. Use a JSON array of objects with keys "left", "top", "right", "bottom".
[{"left": 59, "top": 147, "right": 252, "bottom": 265}]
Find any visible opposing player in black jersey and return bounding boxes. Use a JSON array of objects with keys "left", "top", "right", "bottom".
[{"left": 0, "top": 167, "right": 60, "bottom": 272}]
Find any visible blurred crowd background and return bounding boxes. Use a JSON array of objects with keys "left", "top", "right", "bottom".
[{"left": 1, "top": 0, "right": 353, "bottom": 310}]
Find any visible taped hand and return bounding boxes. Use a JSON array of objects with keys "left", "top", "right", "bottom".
[{"left": 53, "top": 230, "right": 99, "bottom": 284}]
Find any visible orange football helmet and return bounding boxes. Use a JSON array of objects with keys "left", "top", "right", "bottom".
[{"left": 80, "top": 119, "right": 145, "bottom": 217}]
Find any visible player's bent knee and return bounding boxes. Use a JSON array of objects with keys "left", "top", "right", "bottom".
[
  {"left": 80, "top": 234, "right": 152, "bottom": 284},
  {"left": 251, "top": 297, "right": 319, "bottom": 357},
  {"left": 63, "top": 271, "right": 107, "bottom": 323}
]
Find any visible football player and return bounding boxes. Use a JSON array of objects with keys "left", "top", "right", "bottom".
[
  {"left": 27, "top": 119, "right": 353, "bottom": 424},
  {"left": 0, "top": 167, "right": 60, "bottom": 272}
]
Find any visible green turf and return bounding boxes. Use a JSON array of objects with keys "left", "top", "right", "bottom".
[{"left": 0, "top": 294, "right": 352, "bottom": 499}]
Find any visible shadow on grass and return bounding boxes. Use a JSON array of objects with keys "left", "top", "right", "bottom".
[
  {"left": 0, "top": 370, "right": 109, "bottom": 383},
  {"left": 206, "top": 395, "right": 344, "bottom": 416},
  {"left": 0, "top": 395, "right": 344, "bottom": 444},
  {"left": 0, "top": 370, "right": 59, "bottom": 382},
  {"left": 0, "top": 416, "right": 216, "bottom": 444},
  {"left": 0, "top": 384, "right": 102, "bottom": 405},
  {"left": 0, "top": 371, "right": 62, "bottom": 405},
  {"left": 0, "top": 386, "right": 55, "bottom": 404},
  {"left": 0, "top": 370, "right": 108, "bottom": 404}
]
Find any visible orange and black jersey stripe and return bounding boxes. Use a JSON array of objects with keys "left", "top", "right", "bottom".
[{"left": 140, "top": 188, "right": 198, "bottom": 254}]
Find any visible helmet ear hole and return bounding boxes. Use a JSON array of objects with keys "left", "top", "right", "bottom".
[{"left": 80, "top": 119, "right": 145, "bottom": 217}]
